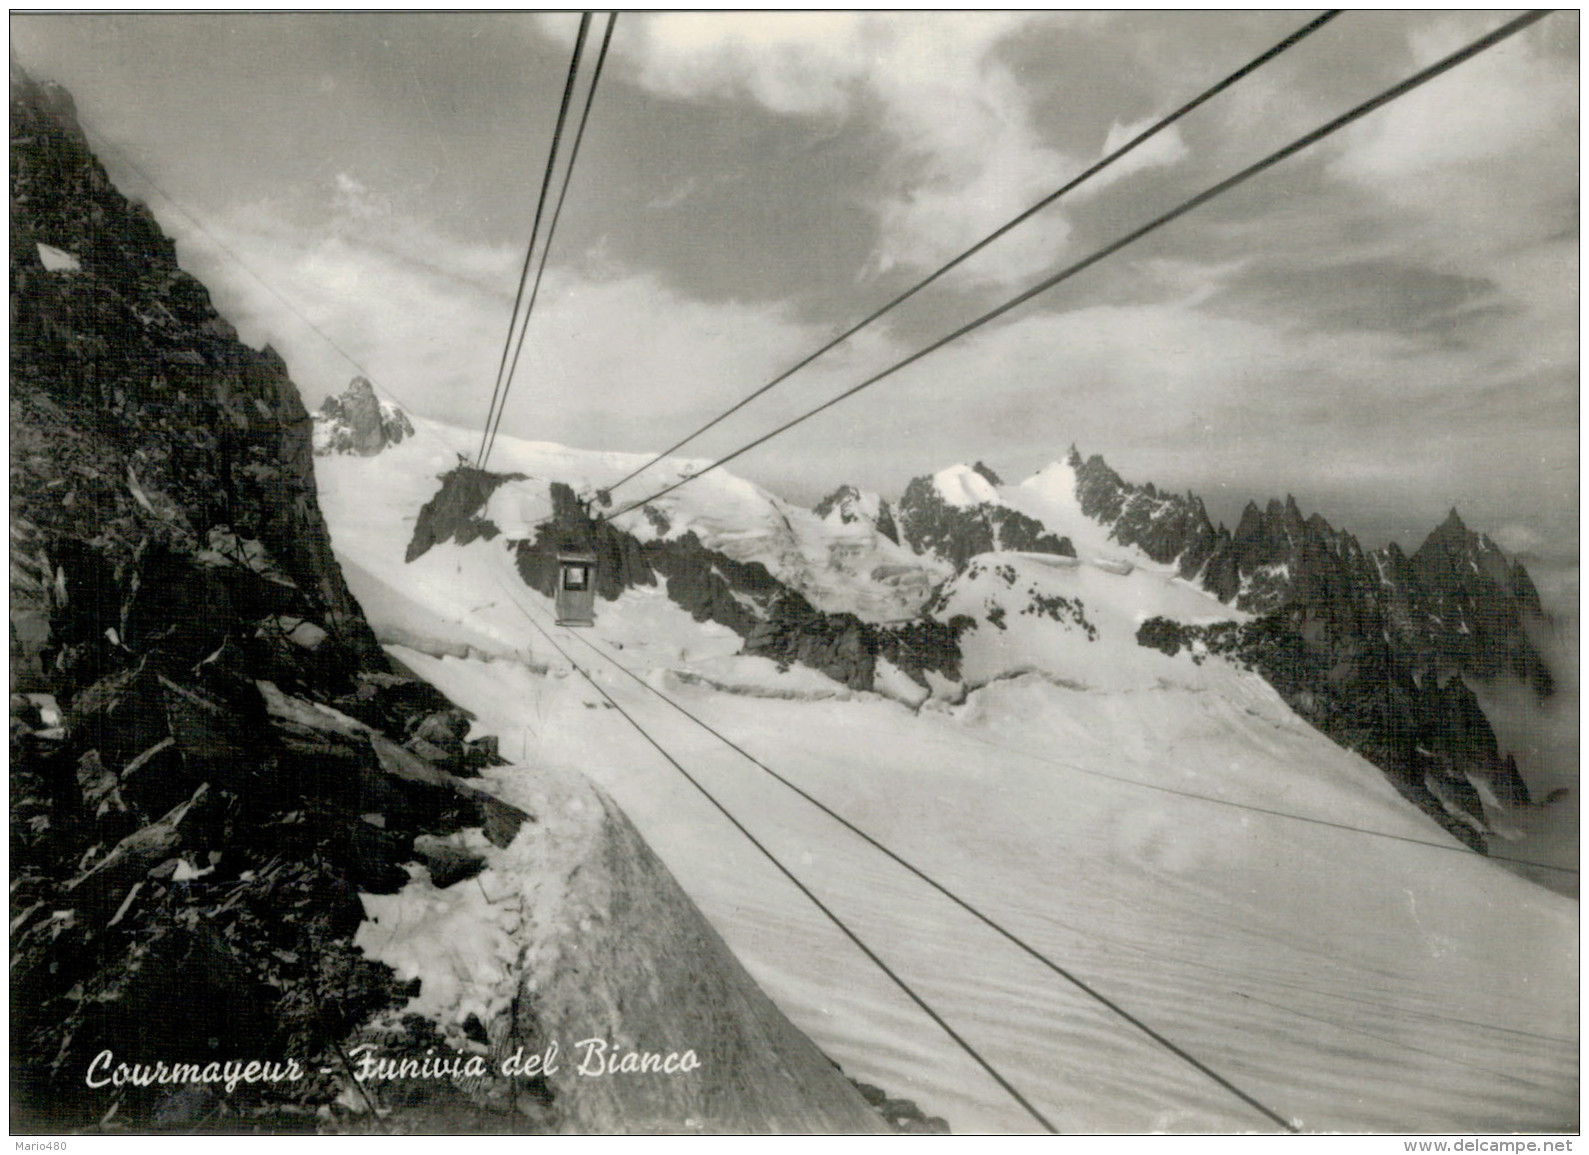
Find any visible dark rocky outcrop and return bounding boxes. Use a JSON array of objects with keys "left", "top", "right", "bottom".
[
  {"left": 1062, "top": 443, "right": 1551, "bottom": 849},
  {"left": 1397, "top": 509, "right": 1554, "bottom": 694},
  {"left": 314, "top": 376, "right": 414, "bottom": 457},
  {"left": 851, "top": 1080, "right": 951, "bottom": 1134},
  {"left": 406, "top": 462, "right": 525, "bottom": 563},
  {"left": 1135, "top": 611, "right": 1525, "bottom": 852},
  {"left": 10, "top": 59, "right": 383, "bottom": 687},
  {"left": 6, "top": 61, "right": 526, "bottom": 1133},
  {"left": 1070, "top": 448, "right": 1553, "bottom": 697},
  {"left": 744, "top": 593, "right": 970, "bottom": 692},
  {"left": 894, "top": 471, "right": 1074, "bottom": 572},
  {"left": 407, "top": 473, "right": 966, "bottom": 693},
  {"left": 9, "top": 60, "right": 942, "bottom": 1137}
]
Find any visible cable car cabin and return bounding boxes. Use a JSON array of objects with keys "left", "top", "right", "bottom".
[{"left": 555, "top": 550, "right": 598, "bottom": 627}]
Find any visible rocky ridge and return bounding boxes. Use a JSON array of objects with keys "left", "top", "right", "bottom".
[
  {"left": 400, "top": 432, "right": 1553, "bottom": 856},
  {"left": 314, "top": 376, "right": 415, "bottom": 457},
  {"left": 894, "top": 462, "right": 1075, "bottom": 571},
  {"left": 1058, "top": 448, "right": 1552, "bottom": 848},
  {"left": 860, "top": 446, "right": 1550, "bottom": 852},
  {"left": 1068, "top": 449, "right": 1553, "bottom": 696}
]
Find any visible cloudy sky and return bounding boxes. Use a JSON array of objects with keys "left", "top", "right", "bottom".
[{"left": 10, "top": 10, "right": 1579, "bottom": 563}]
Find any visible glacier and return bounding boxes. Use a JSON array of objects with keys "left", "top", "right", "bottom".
[{"left": 314, "top": 414, "right": 1576, "bottom": 1134}]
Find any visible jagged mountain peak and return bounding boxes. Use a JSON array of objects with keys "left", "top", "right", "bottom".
[
  {"left": 1413, "top": 506, "right": 1507, "bottom": 568},
  {"left": 928, "top": 462, "right": 1004, "bottom": 508},
  {"left": 10, "top": 58, "right": 80, "bottom": 137},
  {"left": 1061, "top": 447, "right": 1554, "bottom": 696},
  {"left": 314, "top": 374, "right": 414, "bottom": 456}
]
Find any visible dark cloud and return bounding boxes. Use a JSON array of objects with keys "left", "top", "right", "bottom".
[{"left": 1203, "top": 259, "right": 1502, "bottom": 335}]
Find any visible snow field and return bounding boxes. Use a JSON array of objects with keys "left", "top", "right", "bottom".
[
  {"left": 315, "top": 427, "right": 1577, "bottom": 1134},
  {"left": 396, "top": 644, "right": 1575, "bottom": 1133}
]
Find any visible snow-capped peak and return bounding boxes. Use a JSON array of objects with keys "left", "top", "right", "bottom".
[
  {"left": 1016, "top": 458, "right": 1081, "bottom": 510},
  {"left": 930, "top": 463, "right": 1003, "bottom": 508},
  {"left": 813, "top": 485, "right": 901, "bottom": 545}
]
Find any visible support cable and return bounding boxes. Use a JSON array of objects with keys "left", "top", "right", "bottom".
[
  {"left": 477, "top": 12, "right": 594, "bottom": 468},
  {"left": 491, "top": 578, "right": 1060, "bottom": 1133},
  {"left": 607, "top": 10, "right": 1551, "bottom": 522},
  {"left": 482, "top": 11, "right": 618, "bottom": 469},
  {"left": 557, "top": 624, "right": 1302, "bottom": 1131},
  {"left": 601, "top": 10, "right": 1342, "bottom": 497},
  {"left": 946, "top": 725, "right": 1578, "bottom": 876}
]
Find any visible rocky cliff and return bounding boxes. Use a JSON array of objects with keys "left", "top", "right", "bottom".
[
  {"left": 314, "top": 376, "right": 415, "bottom": 457},
  {"left": 1060, "top": 447, "right": 1551, "bottom": 846},
  {"left": 9, "top": 62, "right": 890, "bottom": 1135},
  {"left": 1070, "top": 448, "right": 1554, "bottom": 696},
  {"left": 895, "top": 463, "right": 1075, "bottom": 572},
  {"left": 9, "top": 57, "right": 518, "bottom": 1130}
]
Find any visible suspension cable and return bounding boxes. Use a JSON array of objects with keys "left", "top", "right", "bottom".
[
  {"left": 945, "top": 722, "right": 1578, "bottom": 876},
  {"left": 477, "top": 12, "right": 594, "bottom": 468},
  {"left": 482, "top": 11, "right": 618, "bottom": 470},
  {"left": 601, "top": 9, "right": 1343, "bottom": 498},
  {"left": 492, "top": 577, "right": 1061, "bottom": 1132},
  {"left": 606, "top": 10, "right": 1551, "bottom": 522},
  {"left": 553, "top": 621, "right": 1303, "bottom": 1131}
]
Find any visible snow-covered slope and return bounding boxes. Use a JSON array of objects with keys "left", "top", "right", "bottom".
[
  {"left": 351, "top": 736, "right": 886, "bottom": 1133},
  {"left": 320, "top": 416, "right": 946, "bottom": 624},
  {"left": 932, "top": 549, "right": 1248, "bottom": 692},
  {"left": 1007, "top": 456, "right": 1162, "bottom": 571},
  {"left": 930, "top": 462, "right": 1003, "bottom": 508},
  {"left": 314, "top": 420, "right": 1577, "bottom": 1134}
]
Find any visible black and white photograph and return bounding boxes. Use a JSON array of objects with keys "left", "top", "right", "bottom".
[{"left": 8, "top": 8, "right": 1579, "bottom": 1139}]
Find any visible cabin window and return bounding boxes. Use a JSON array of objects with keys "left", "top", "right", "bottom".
[{"left": 563, "top": 565, "right": 589, "bottom": 591}]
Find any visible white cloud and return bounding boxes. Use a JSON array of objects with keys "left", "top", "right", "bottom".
[
  {"left": 330, "top": 171, "right": 392, "bottom": 223},
  {"left": 1333, "top": 20, "right": 1573, "bottom": 182},
  {"left": 1085, "top": 117, "right": 1189, "bottom": 193},
  {"left": 1327, "top": 19, "right": 1576, "bottom": 253},
  {"left": 624, "top": 12, "right": 870, "bottom": 117},
  {"left": 726, "top": 269, "right": 1574, "bottom": 530},
  {"left": 619, "top": 12, "right": 1087, "bottom": 288},
  {"left": 100, "top": 11, "right": 1568, "bottom": 559},
  {"left": 156, "top": 191, "right": 840, "bottom": 466},
  {"left": 1493, "top": 523, "right": 1546, "bottom": 556}
]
